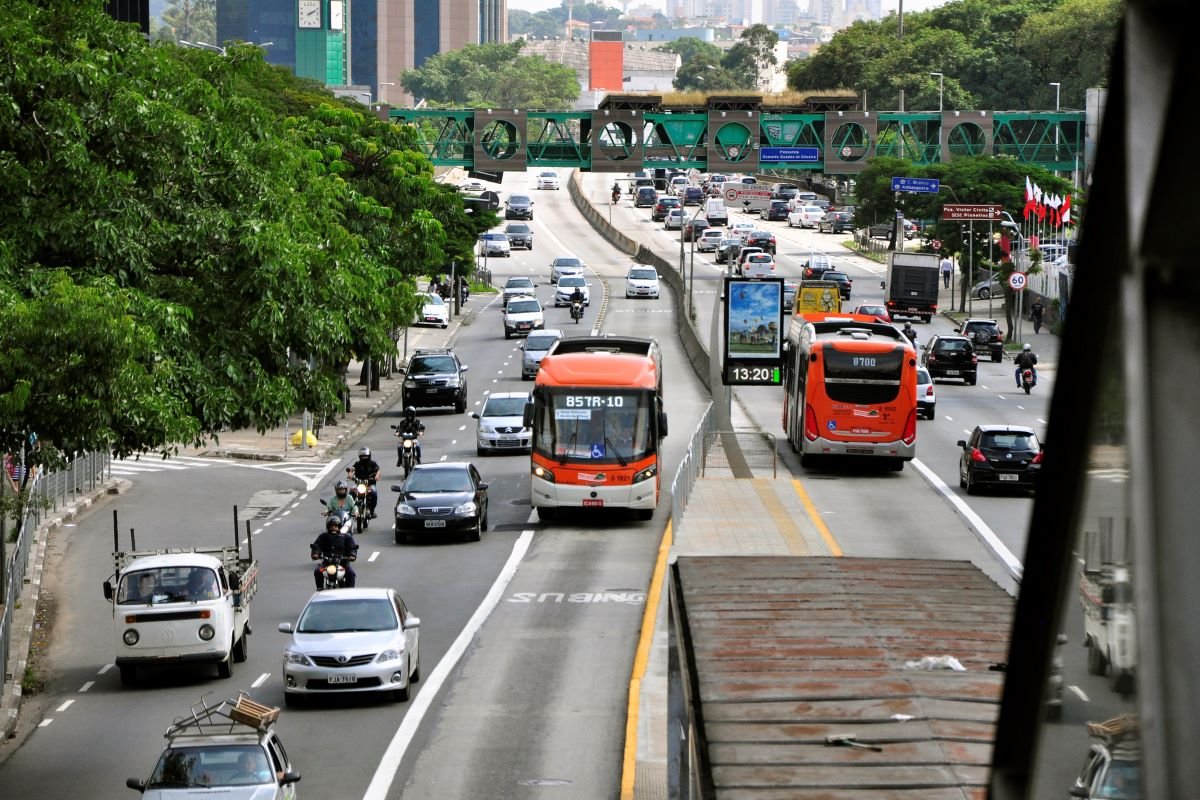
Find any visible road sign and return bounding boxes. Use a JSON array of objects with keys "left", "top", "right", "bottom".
[
  {"left": 891, "top": 176, "right": 941, "bottom": 193},
  {"left": 931, "top": 239, "right": 942, "bottom": 250},
  {"left": 1008, "top": 272, "right": 1028, "bottom": 291},
  {"left": 724, "top": 187, "right": 771, "bottom": 202},
  {"left": 760, "top": 146, "right": 820, "bottom": 164},
  {"left": 942, "top": 203, "right": 1004, "bottom": 221}
]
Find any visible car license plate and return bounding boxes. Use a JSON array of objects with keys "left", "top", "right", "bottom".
[
  {"left": 582, "top": 499, "right": 604, "bottom": 507},
  {"left": 500, "top": 436, "right": 519, "bottom": 442},
  {"left": 425, "top": 388, "right": 438, "bottom": 393},
  {"left": 999, "top": 473, "right": 1020, "bottom": 482},
  {"left": 425, "top": 519, "right": 447, "bottom": 528},
  {"left": 328, "top": 674, "right": 357, "bottom": 684},
  {"left": 946, "top": 369, "right": 960, "bottom": 375}
]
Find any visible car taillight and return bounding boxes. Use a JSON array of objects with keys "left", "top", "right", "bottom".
[
  {"left": 902, "top": 409, "right": 917, "bottom": 445},
  {"left": 970, "top": 355, "right": 978, "bottom": 363},
  {"left": 1032, "top": 452, "right": 1043, "bottom": 464},
  {"left": 925, "top": 385, "right": 934, "bottom": 397},
  {"left": 804, "top": 404, "right": 819, "bottom": 441},
  {"left": 971, "top": 448, "right": 988, "bottom": 463}
]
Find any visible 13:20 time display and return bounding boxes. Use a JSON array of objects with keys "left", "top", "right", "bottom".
[{"left": 724, "top": 365, "right": 781, "bottom": 385}]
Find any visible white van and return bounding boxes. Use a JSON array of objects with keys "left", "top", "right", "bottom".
[{"left": 703, "top": 198, "right": 728, "bottom": 227}]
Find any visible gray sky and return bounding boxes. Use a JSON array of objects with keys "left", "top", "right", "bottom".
[{"left": 508, "top": 0, "right": 950, "bottom": 15}]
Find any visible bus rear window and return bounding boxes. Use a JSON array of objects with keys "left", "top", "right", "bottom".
[{"left": 821, "top": 348, "right": 904, "bottom": 404}]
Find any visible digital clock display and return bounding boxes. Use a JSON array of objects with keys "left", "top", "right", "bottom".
[{"left": 724, "top": 365, "right": 781, "bottom": 386}]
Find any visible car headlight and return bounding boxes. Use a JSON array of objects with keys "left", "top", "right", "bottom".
[
  {"left": 404, "top": 379, "right": 416, "bottom": 388},
  {"left": 398, "top": 503, "right": 417, "bottom": 516},
  {"left": 454, "top": 501, "right": 477, "bottom": 516},
  {"left": 445, "top": 377, "right": 461, "bottom": 387},
  {"left": 284, "top": 651, "right": 313, "bottom": 666},
  {"left": 123, "top": 629, "right": 140, "bottom": 646},
  {"left": 198, "top": 624, "right": 215, "bottom": 641},
  {"left": 375, "top": 648, "right": 404, "bottom": 663},
  {"left": 533, "top": 465, "right": 555, "bottom": 483},
  {"left": 633, "top": 465, "right": 658, "bottom": 483},
  {"left": 480, "top": 424, "right": 495, "bottom": 434}
]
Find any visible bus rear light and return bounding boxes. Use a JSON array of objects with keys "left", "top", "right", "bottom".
[
  {"left": 804, "top": 404, "right": 819, "bottom": 441},
  {"left": 902, "top": 409, "right": 917, "bottom": 445},
  {"left": 533, "top": 465, "right": 556, "bottom": 483}
]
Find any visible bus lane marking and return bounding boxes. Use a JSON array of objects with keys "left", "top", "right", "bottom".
[{"left": 790, "top": 479, "right": 843, "bottom": 557}]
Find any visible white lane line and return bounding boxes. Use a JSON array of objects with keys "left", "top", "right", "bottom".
[
  {"left": 1069, "top": 685, "right": 1090, "bottom": 702},
  {"left": 909, "top": 458, "right": 1023, "bottom": 582},
  {"left": 458, "top": 425, "right": 466, "bottom": 431},
  {"left": 300, "top": 492, "right": 309, "bottom": 499},
  {"left": 363, "top": 531, "right": 536, "bottom": 800},
  {"left": 280, "top": 509, "right": 291, "bottom": 516},
  {"left": 79, "top": 681, "right": 94, "bottom": 693},
  {"left": 253, "top": 528, "right": 264, "bottom": 535},
  {"left": 497, "top": 370, "right": 504, "bottom": 374},
  {"left": 98, "top": 664, "right": 113, "bottom": 675},
  {"left": 56, "top": 700, "right": 75, "bottom": 712},
  {"left": 492, "top": 379, "right": 498, "bottom": 383},
  {"left": 1017, "top": 405, "right": 1025, "bottom": 410},
  {"left": 38, "top": 720, "right": 52, "bottom": 728},
  {"left": 439, "top": 455, "right": 447, "bottom": 462},
  {"left": 368, "top": 551, "right": 380, "bottom": 562},
  {"left": 1038, "top": 418, "right": 1047, "bottom": 424},
  {"left": 474, "top": 400, "right": 481, "bottom": 406},
  {"left": 944, "top": 416, "right": 954, "bottom": 421},
  {"left": 997, "top": 393, "right": 1007, "bottom": 400},
  {"left": 251, "top": 673, "right": 271, "bottom": 689},
  {"left": 451, "top": 440, "right": 457, "bottom": 445}
]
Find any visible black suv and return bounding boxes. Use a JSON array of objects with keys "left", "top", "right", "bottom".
[
  {"left": 744, "top": 230, "right": 776, "bottom": 254},
  {"left": 402, "top": 348, "right": 469, "bottom": 413},
  {"left": 922, "top": 335, "right": 977, "bottom": 385},
  {"left": 957, "top": 425, "right": 1042, "bottom": 494},
  {"left": 759, "top": 200, "right": 790, "bottom": 222},
  {"left": 958, "top": 318, "right": 1004, "bottom": 362},
  {"left": 651, "top": 196, "right": 680, "bottom": 221}
]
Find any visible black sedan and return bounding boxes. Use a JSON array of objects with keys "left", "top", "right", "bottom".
[
  {"left": 651, "top": 196, "right": 680, "bottom": 222},
  {"left": 957, "top": 425, "right": 1042, "bottom": 494},
  {"left": 817, "top": 211, "right": 855, "bottom": 233},
  {"left": 821, "top": 270, "right": 853, "bottom": 300},
  {"left": 759, "top": 201, "right": 790, "bottom": 222},
  {"left": 392, "top": 462, "right": 489, "bottom": 543},
  {"left": 681, "top": 218, "right": 710, "bottom": 242},
  {"left": 744, "top": 230, "right": 776, "bottom": 254}
]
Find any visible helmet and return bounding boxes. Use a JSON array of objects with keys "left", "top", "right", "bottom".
[
  {"left": 358, "top": 447, "right": 371, "bottom": 459},
  {"left": 334, "top": 480, "right": 348, "bottom": 495},
  {"left": 404, "top": 406, "right": 416, "bottom": 419},
  {"left": 1023, "top": 343, "right": 1032, "bottom": 351},
  {"left": 326, "top": 516, "right": 340, "bottom": 531}
]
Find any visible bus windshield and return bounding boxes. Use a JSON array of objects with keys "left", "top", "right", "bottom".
[
  {"left": 821, "top": 347, "right": 904, "bottom": 404},
  {"left": 534, "top": 389, "right": 655, "bottom": 465}
]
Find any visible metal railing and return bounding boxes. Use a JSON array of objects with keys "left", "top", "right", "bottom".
[
  {"left": 669, "top": 403, "right": 715, "bottom": 535},
  {"left": 702, "top": 430, "right": 777, "bottom": 478},
  {"left": 2, "top": 452, "right": 110, "bottom": 693}
]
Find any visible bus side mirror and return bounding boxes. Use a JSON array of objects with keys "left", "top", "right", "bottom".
[
  {"left": 659, "top": 411, "right": 669, "bottom": 439},
  {"left": 103, "top": 581, "right": 113, "bottom": 601},
  {"left": 523, "top": 403, "right": 534, "bottom": 429}
]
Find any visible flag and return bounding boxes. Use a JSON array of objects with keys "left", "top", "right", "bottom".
[
  {"left": 1047, "top": 194, "right": 1061, "bottom": 227},
  {"left": 1023, "top": 176, "right": 1036, "bottom": 220},
  {"left": 1061, "top": 194, "right": 1072, "bottom": 226},
  {"left": 1034, "top": 184, "right": 1047, "bottom": 222}
]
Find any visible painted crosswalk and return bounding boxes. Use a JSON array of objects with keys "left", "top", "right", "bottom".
[{"left": 109, "top": 456, "right": 342, "bottom": 490}]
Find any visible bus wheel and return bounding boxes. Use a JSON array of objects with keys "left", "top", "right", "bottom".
[
  {"left": 800, "top": 454, "right": 816, "bottom": 469},
  {"left": 635, "top": 508, "right": 653, "bottom": 521},
  {"left": 889, "top": 459, "right": 904, "bottom": 472},
  {"left": 536, "top": 506, "right": 557, "bottom": 521}
]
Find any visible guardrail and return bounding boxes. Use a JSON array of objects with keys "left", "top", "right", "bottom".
[
  {"left": 669, "top": 403, "right": 715, "bottom": 535},
  {"left": 703, "top": 429, "right": 777, "bottom": 478}
]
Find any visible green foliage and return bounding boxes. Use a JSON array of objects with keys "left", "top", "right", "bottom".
[
  {"left": 671, "top": 27, "right": 779, "bottom": 92},
  {"left": 0, "top": 0, "right": 472, "bottom": 456},
  {"left": 787, "top": 0, "right": 1119, "bottom": 111},
  {"left": 508, "top": 2, "right": 622, "bottom": 39},
  {"left": 153, "top": 0, "right": 215, "bottom": 45},
  {"left": 400, "top": 41, "right": 580, "bottom": 110}
]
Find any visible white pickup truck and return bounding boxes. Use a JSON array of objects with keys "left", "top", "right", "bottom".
[
  {"left": 1079, "top": 527, "right": 1137, "bottom": 695},
  {"left": 103, "top": 520, "right": 258, "bottom": 686}
]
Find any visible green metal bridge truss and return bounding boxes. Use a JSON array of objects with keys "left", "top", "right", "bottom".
[{"left": 390, "top": 107, "right": 1083, "bottom": 175}]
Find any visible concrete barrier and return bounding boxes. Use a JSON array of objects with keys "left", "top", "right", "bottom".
[{"left": 568, "top": 173, "right": 713, "bottom": 392}]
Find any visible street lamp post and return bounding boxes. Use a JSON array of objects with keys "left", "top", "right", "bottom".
[
  {"left": 1050, "top": 82, "right": 1062, "bottom": 168},
  {"left": 683, "top": 203, "right": 706, "bottom": 315},
  {"left": 929, "top": 72, "right": 944, "bottom": 112}
]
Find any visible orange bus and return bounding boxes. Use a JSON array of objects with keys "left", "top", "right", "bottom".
[
  {"left": 527, "top": 337, "right": 668, "bottom": 521},
  {"left": 782, "top": 313, "right": 919, "bottom": 470}
]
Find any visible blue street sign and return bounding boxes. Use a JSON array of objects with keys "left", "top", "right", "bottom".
[
  {"left": 891, "top": 176, "right": 941, "bottom": 193},
  {"left": 760, "top": 146, "right": 820, "bottom": 164}
]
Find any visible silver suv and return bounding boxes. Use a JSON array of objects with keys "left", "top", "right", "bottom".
[
  {"left": 504, "top": 222, "right": 533, "bottom": 250},
  {"left": 521, "top": 329, "right": 563, "bottom": 379}
]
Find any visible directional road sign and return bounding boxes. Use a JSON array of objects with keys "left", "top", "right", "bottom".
[
  {"left": 891, "top": 176, "right": 941, "bottom": 193},
  {"left": 724, "top": 187, "right": 772, "bottom": 203},
  {"left": 760, "top": 146, "right": 820, "bottom": 164},
  {"left": 942, "top": 203, "right": 1004, "bottom": 221},
  {"left": 1008, "top": 272, "right": 1028, "bottom": 291}
]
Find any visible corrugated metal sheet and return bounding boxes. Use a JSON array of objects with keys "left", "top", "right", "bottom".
[{"left": 672, "top": 556, "right": 1014, "bottom": 799}]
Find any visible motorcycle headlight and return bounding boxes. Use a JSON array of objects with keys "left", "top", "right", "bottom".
[
  {"left": 375, "top": 648, "right": 403, "bottom": 663},
  {"left": 532, "top": 465, "right": 555, "bottom": 483},
  {"left": 398, "top": 503, "right": 417, "bottom": 516},
  {"left": 402, "top": 439, "right": 414, "bottom": 449},
  {"left": 357, "top": 483, "right": 368, "bottom": 493},
  {"left": 325, "top": 564, "right": 339, "bottom": 577},
  {"left": 454, "top": 501, "right": 477, "bottom": 516},
  {"left": 284, "top": 651, "right": 312, "bottom": 666},
  {"left": 632, "top": 465, "right": 658, "bottom": 483}
]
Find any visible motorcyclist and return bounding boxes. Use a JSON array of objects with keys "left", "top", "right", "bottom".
[
  {"left": 570, "top": 285, "right": 586, "bottom": 319},
  {"left": 348, "top": 447, "right": 381, "bottom": 518},
  {"left": 395, "top": 406, "right": 425, "bottom": 466},
  {"left": 611, "top": 181, "right": 621, "bottom": 202},
  {"left": 901, "top": 321, "right": 918, "bottom": 348},
  {"left": 324, "top": 480, "right": 358, "bottom": 521},
  {"left": 310, "top": 515, "right": 358, "bottom": 590},
  {"left": 1014, "top": 342, "right": 1039, "bottom": 388}
]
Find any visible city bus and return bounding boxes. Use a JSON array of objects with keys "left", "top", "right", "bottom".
[
  {"left": 781, "top": 313, "right": 919, "bottom": 470},
  {"left": 526, "top": 336, "right": 668, "bottom": 521}
]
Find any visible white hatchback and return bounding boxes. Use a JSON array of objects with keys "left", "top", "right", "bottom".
[
  {"left": 536, "top": 170, "right": 560, "bottom": 190},
  {"left": 788, "top": 206, "right": 826, "bottom": 228},
  {"left": 471, "top": 392, "right": 532, "bottom": 454},
  {"left": 664, "top": 209, "right": 685, "bottom": 230},
  {"left": 740, "top": 253, "right": 776, "bottom": 278},
  {"left": 416, "top": 293, "right": 449, "bottom": 328},
  {"left": 916, "top": 366, "right": 937, "bottom": 419},
  {"left": 625, "top": 265, "right": 661, "bottom": 299},
  {"left": 729, "top": 221, "right": 756, "bottom": 240},
  {"left": 696, "top": 228, "right": 724, "bottom": 252}
]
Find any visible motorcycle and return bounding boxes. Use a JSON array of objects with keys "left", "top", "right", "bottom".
[
  {"left": 1021, "top": 368, "right": 1035, "bottom": 395},
  {"left": 611, "top": 187, "right": 621, "bottom": 204},
  {"left": 314, "top": 552, "right": 351, "bottom": 590},
  {"left": 344, "top": 467, "right": 375, "bottom": 528},
  {"left": 460, "top": 282, "right": 470, "bottom": 305},
  {"left": 391, "top": 424, "right": 423, "bottom": 478},
  {"left": 901, "top": 328, "right": 919, "bottom": 349},
  {"left": 570, "top": 300, "right": 584, "bottom": 324}
]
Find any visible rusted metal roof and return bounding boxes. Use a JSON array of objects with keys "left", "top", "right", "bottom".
[{"left": 671, "top": 556, "right": 1014, "bottom": 799}]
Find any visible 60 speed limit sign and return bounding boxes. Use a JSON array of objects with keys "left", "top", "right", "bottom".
[{"left": 1008, "top": 272, "right": 1028, "bottom": 291}]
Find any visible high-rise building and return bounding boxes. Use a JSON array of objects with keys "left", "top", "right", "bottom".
[{"left": 217, "top": 0, "right": 507, "bottom": 107}]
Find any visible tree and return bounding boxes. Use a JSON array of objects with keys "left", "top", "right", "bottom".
[
  {"left": 507, "top": 2, "right": 622, "bottom": 39},
  {"left": 156, "top": 0, "right": 215, "bottom": 45},
  {"left": 401, "top": 42, "right": 579, "bottom": 110},
  {"left": 724, "top": 24, "right": 779, "bottom": 90}
]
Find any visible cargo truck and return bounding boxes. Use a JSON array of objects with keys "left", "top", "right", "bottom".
[
  {"left": 102, "top": 510, "right": 258, "bottom": 686},
  {"left": 1079, "top": 527, "right": 1137, "bottom": 695},
  {"left": 884, "top": 251, "right": 940, "bottom": 322},
  {"left": 792, "top": 280, "right": 842, "bottom": 314}
]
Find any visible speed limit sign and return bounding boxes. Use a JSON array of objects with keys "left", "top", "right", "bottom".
[{"left": 1008, "top": 271, "right": 1028, "bottom": 291}]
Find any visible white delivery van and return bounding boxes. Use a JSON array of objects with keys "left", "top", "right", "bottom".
[{"left": 703, "top": 198, "right": 728, "bottom": 227}]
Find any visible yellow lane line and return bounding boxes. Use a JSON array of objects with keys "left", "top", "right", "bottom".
[
  {"left": 753, "top": 479, "right": 810, "bottom": 554},
  {"left": 792, "top": 479, "right": 843, "bottom": 556},
  {"left": 621, "top": 519, "right": 673, "bottom": 800}
]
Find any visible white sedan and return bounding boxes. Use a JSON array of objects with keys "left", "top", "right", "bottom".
[
  {"left": 536, "top": 170, "right": 561, "bottom": 190},
  {"left": 787, "top": 205, "right": 826, "bottom": 228},
  {"left": 664, "top": 209, "right": 685, "bottom": 230},
  {"left": 696, "top": 229, "right": 724, "bottom": 253},
  {"left": 416, "top": 293, "right": 449, "bottom": 328},
  {"left": 729, "top": 221, "right": 756, "bottom": 240}
]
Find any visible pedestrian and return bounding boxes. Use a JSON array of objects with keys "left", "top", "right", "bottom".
[
  {"left": 1030, "top": 300, "right": 1045, "bottom": 334},
  {"left": 940, "top": 255, "right": 953, "bottom": 289}
]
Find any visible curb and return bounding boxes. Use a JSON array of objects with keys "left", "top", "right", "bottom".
[{"left": 1, "top": 477, "right": 129, "bottom": 741}]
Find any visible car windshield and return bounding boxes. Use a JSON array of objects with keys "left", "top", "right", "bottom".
[
  {"left": 540, "top": 172, "right": 556, "bottom": 178},
  {"left": 409, "top": 356, "right": 457, "bottom": 374},
  {"left": 296, "top": 598, "right": 398, "bottom": 633},
  {"left": 483, "top": 397, "right": 527, "bottom": 417},
  {"left": 629, "top": 269, "right": 657, "bottom": 280},
  {"left": 505, "top": 278, "right": 533, "bottom": 288},
  {"left": 509, "top": 195, "right": 530, "bottom": 204},
  {"left": 824, "top": 272, "right": 848, "bottom": 281},
  {"left": 148, "top": 745, "right": 273, "bottom": 789},
  {"left": 508, "top": 300, "right": 540, "bottom": 314},
  {"left": 553, "top": 258, "right": 582, "bottom": 268},
  {"left": 980, "top": 432, "right": 1039, "bottom": 451},
  {"left": 558, "top": 277, "right": 585, "bottom": 288},
  {"left": 506, "top": 224, "right": 529, "bottom": 233},
  {"left": 484, "top": 233, "right": 506, "bottom": 242},
  {"left": 405, "top": 469, "right": 474, "bottom": 493},
  {"left": 117, "top": 566, "right": 219, "bottom": 605},
  {"left": 525, "top": 335, "right": 559, "bottom": 352},
  {"left": 424, "top": 294, "right": 444, "bottom": 306}
]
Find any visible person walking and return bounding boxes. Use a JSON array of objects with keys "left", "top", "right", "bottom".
[
  {"left": 1030, "top": 300, "right": 1045, "bottom": 334},
  {"left": 940, "top": 255, "right": 953, "bottom": 289}
]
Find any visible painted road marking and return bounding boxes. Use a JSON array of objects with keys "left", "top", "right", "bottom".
[
  {"left": 251, "top": 673, "right": 270, "bottom": 688},
  {"left": 79, "top": 681, "right": 94, "bottom": 693}
]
